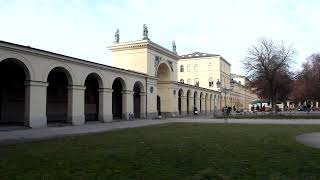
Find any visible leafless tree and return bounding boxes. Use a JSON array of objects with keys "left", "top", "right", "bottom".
[{"left": 243, "top": 38, "right": 295, "bottom": 112}]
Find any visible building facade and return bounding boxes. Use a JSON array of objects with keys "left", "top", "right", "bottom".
[
  {"left": 0, "top": 27, "right": 257, "bottom": 128},
  {"left": 178, "top": 52, "right": 257, "bottom": 109}
]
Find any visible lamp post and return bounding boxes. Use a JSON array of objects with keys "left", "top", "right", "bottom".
[{"left": 216, "top": 78, "right": 235, "bottom": 123}]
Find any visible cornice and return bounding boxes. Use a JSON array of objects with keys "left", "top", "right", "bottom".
[{"left": 109, "top": 40, "right": 180, "bottom": 60}]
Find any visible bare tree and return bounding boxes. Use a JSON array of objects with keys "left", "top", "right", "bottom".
[
  {"left": 291, "top": 53, "right": 320, "bottom": 104},
  {"left": 243, "top": 38, "right": 295, "bottom": 112}
]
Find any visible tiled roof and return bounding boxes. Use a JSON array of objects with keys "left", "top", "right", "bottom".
[{"left": 180, "top": 52, "right": 219, "bottom": 59}]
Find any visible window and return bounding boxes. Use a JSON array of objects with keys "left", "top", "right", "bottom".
[
  {"left": 187, "top": 64, "right": 191, "bottom": 72},
  {"left": 208, "top": 77, "right": 214, "bottom": 87},
  {"left": 180, "top": 79, "right": 184, "bottom": 83},
  {"left": 194, "top": 64, "right": 198, "bottom": 72},
  {"left": 180, "top": 65, "right": 184, "bottom": 72},
  {"left": 208, "top": 62, "right": 212, "bottom": 71},
  {"left": 194, "top": 78, "right": 199, "bottom": 87},
  {"left": 187, "top": 79, "right": 191, "bottom": 84}
]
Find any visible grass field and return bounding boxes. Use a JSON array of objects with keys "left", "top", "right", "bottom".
[
  {"left": 1, "top": 123, "right": 320, "bottom": 180},
  {"left": 213, "top": 114, "right": 320, "bottom": 119}
]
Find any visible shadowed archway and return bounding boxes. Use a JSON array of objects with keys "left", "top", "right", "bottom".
[
  {"left": 46, "top": 67, "right": 72, "bottom": 124},
  {"left": 0, "top": 59, "right": 30, "bottom": 126},
  {"left": 84, "top": 73, "right": 102, "bottom": 122}
]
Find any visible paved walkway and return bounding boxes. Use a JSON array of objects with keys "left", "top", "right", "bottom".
[
  {"left": 296, "top": 133, "right": 320, "bottom": 149},
  {"left": 2, "top": 118, "right": 320, "bottom": 145}
]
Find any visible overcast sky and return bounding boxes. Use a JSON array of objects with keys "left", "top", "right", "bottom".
[{"left": 0, "top": 0, "right": 319, "bottom": 75}]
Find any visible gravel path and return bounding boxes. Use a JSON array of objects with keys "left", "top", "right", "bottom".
[{"left": 1, "top": 118, "right": 320, "bottom": 145}]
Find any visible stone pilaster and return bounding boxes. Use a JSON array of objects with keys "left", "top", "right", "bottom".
[
  {"left": 67, "top": 85, "right": 86, "bottom": 125},
  {"left": 180, "top": 95, "right": 187, "bottom": 116},
  {"left": 122, "top": 90, "right": 134, "bottom": 120},
  {"left": 24, "top": 81, "right": 48, "bottom": 128},
  {"left": 98, "top": 88, "right": 113, "bottom": 122},
  {"left": 140, "top": 92, "right": 146, "bottom": 118}
]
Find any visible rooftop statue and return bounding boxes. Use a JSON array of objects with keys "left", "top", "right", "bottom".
[
  {"left": 172, "top": 41, "right": 177, "bottom": 54},
  {"left": 143, "top": 24, "right": 149, "bottom": 40},
  {"left": 114, "top": 28, "right": 120, "bottom": 43}
]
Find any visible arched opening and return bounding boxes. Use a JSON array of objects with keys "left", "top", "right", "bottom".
[
  {"left": 47, "top": 67, "right": 71, "bottom": 124},
  {"left": 205, "top": 93, "right": 208, "bottom": 114},
  {"left": 200, "top": 93, "right": 203, "bottom": 113},
  {"left": 194, "top": 91, "right": 197, "bottom": 107},
  {"left": 84, "top": 74, "right": 101, "bottom": 122},
  {"left": 187, "top": 90, "right": 190, "bottom": 114},
  {"left": 157, "top": 63, "right": 171, "bottom": 81},
  {"left": 178, "top": 89, "right": 183, "bottom": 115},
  {"left": 133, "top": 81, "right": 143, "bottom": 118},
  {"left": 156, "top": 63, "right": 171, "bottom": 117},
  {"left": 112, "top": 78, "right": 125, "bottom": 119},
  {"left": 210, "top": 94, "right": 213, "bottom": 112},
  {"left": 157, "top": 95, "right": 161, "bottom": 116},
  {"left": 0, "top": 59, "right": 29, "bottom": 126}
]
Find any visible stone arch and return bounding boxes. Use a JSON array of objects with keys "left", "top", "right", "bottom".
[
  {"left": 194, "top": 91, "right": 198, "bottom": 107},
  {"left": 0, "top": 58, "right": 32, "bottom": 125},
  {"left": 205, "top": 93, "right": 208, "bottom": 114},
  {"left": 82, "top": 71, "right": 104, "bottom": 88},
  {"left": 187, "top": 90, "right": 191, "bottom": 114},
  {"left": 178, "top": 88, "right": 184, "bottom": 115},
  {"left": 0, "top": 54, "right": 35, "bottom": 80},
  {"left": 133, "top": 81, "right": 144, "bottom": 118},
  {"left": 210, "top": 94, "right": 213, "bottom": 112},
  {"left": 84, "top": 73, "right": 103, "bottom": 122},
  {"left": 44, "top": 63, "right": 75, "bottom": 85},
  {"left": 112, "top": 77, "right": 126, "bottom": 119},
  {"left": 156, "top": 62, "right": 172, "bottom": 81},
  {"left": 46, "top": 66, "right": 74, "bottom": 123},
  {"left": 200, "top": 92, "right": 203, "bottom": 113}
]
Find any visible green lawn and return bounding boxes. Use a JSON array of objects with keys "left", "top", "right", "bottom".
[
  {"left": 1, "top": 123, "right": 320, "bottom": 180},
  {"left": 213, "top": 114, "right": 320, "bottom": 119}
]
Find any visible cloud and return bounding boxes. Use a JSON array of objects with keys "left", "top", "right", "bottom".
[{"left": 0, "top": 0, "right": 319, "bottom": 75}]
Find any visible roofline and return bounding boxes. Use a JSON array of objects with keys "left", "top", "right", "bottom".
[
  {"left": 0, "top": 40, "right": 156, "bottom": 79},
  {"left": 109, "top": 39, "right": 180, "bottom": 60}
]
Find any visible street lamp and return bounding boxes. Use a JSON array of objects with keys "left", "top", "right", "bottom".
[{"left": 216, "top": 78, "right": 235, "bottom": 122}]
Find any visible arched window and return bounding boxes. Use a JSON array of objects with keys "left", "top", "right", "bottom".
[
  {"left": 180, "top": 65, "right": 184, "bottom": 72},
  {"left": 187, "top": 79, "right": 191, "bottom": 84},
  {"left": 208, "top": 77, "right": 214, "bottom": 87},
  {"left": 180, "top": 79, "right": 184, "bottom": 83},
  {"left": 187, "top": 64, "right": 191, "bottom": 72},
  {"left": 208, "top": 62, "right": 213, "bottom": 71},
  {"left": 194, "top": 64, "right": 198, "bottom": 72},
  {"left": 194, "top": 78, "right": 199, "bottom": 87}
]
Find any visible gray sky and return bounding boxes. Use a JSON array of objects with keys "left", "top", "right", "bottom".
[{"left": 1, "top": 0, "right": 319, "bottom": 75}]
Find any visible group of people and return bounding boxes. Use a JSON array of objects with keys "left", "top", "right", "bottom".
[{"left": 222, "top": 106, "right": 237, "bottom": 115}]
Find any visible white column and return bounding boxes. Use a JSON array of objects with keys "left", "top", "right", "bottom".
[
  {"left": 122, "top": 90, "right": 134, "bottom": 120},
  {"left": 67, "top": 85, "right": 86, "bottom": 125},
  {"left": 140, "top": 92, "right": 146, "bottom": 118},
  {"left": 98, "top": 88, "right": 113, "bottom": 122},
  {"left": 24, "top": 81, "right": 48, "bottom": 128}
]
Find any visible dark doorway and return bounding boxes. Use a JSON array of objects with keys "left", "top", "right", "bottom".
[
  {"left": 194, "top": 92, "right": 197, "bottom": 107},
  {"left": 178, "top": 90, "right": 182, "bottom": 115},
  {"left": 187, "top": 91, "right": 190, "bottom": 114},
  {"left": 85, "top": 75, "right": 99, "bottom": 122},
  {"left": 200, "top": 93, "right": 203, "bottom": 113},
  {"left": 112, "top": 78, "right": 123, "bottom": 119},
  {"left": 133, "top": 82, "right": 141, "bottom": 118},
  {"left": 47, "top": 68, "right": 69, "bottom": 124},
  {"left": 157, "top": 95, "right": 161, "bottom": 116},
  {"left": 0, "top": 59, "right": 26, "bottom": 126}
]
